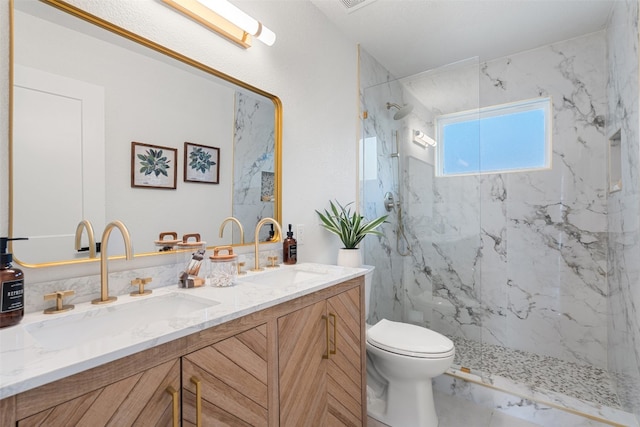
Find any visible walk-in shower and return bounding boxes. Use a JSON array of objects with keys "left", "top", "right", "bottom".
[{"left": 360, "top": 28, "right": 638, "bottom": 424}]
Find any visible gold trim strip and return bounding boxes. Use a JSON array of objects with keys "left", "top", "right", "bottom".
[{"left": 445, "top": 371, "right": 628, "bottom": 427}]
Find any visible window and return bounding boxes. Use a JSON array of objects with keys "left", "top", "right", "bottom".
[{"left": 436, "top": 97, "right": 552, "bottom": 176}]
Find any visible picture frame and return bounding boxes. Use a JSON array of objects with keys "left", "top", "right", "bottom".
[
  {"left": 184, "top": 142, "right": 220, "bottom": 184},
  {"left": 131, "top": 141, "right": 177, "bottom": 189}
]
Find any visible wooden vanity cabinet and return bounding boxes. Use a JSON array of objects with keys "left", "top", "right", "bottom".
[{"left": 1, "top": 277, "right": 365, "bottom": 426}]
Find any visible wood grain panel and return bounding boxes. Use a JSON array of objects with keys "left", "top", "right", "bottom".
[
  {"left": 15, "top": 338, "right": 185, "bottom": 419},
  {"left": 278, "top": 300, "right": 328, "bottom": 427},
  {"left": 327, "top": 286, "right": 362, "bottom": 426},
  {"left": 182, "top": 323, "right": 269, "bottom": 426},
  {"left": 0, "top": 395, "right": 16, "bottom": 426},
  {"left": 183, "top": 358, "right": 267, "bottom": 427},
  {"left": 18, "top": 359, "right": 179, "bottom": 427}
]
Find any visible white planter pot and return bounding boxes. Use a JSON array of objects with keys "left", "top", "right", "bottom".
[{"left": 337, "top": 248, "right": 362, "bottom": 268}]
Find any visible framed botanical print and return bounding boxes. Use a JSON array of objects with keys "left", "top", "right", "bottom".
[
  {"left": 184, "top": 142, "right": 220, "bottom": 184},
  {"left": 131, "top": 142, "right": 177, "bottom": 189}
]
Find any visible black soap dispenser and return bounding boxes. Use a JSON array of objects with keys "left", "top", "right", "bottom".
[
  {"left": 0, "top": 237, "right": 28, "bottom": 328},
  {"left": 283, "top": 224, "right": 297, "bottom": 265}
]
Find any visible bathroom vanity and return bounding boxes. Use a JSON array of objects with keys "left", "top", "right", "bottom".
[{"left": 0, "top": 264, "right": 367, "bottom": 426}]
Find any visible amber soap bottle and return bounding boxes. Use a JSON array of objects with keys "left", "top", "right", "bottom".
[
  {"left": 283, "top": 224, "right": 297, "bottom": 265},
  {"left": 0, "top": 237, "right": 27, "bottom": 328}
]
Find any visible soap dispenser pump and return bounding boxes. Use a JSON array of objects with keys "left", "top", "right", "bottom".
[
  {"left": 0, "top": 237, "right": 28, "bottom": 328},
  {"left": 283, "top": 224, "right": 297, "bottom": 265}
]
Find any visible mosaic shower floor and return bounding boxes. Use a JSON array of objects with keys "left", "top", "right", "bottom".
[{"left": 450, "top": 336, "right": 622, "bottom": 409}]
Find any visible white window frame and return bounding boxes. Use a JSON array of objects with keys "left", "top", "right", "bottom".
[{"left": 436, "top": 97, "right": 552, "bottom": 177}]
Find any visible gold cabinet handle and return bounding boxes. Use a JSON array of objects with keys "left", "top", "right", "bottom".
[
  {"left": 165, "top": 386, "right": 179, "bottom": 427},
  {"left": 330, "top": 313, "right": 337, "bottom": 355},
  {"left": 322, "top": 315, "right": 330, "bottom": 359},
  {"left": 191, "top": 376, "right": 202, "bottom": 427}
]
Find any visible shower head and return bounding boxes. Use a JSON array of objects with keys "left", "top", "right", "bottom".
[{"left": 386, "top": 102, "right": 413, "bottom": 120}]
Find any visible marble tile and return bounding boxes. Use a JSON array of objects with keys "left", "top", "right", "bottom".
[
  {"left": 434, "top": 374, "right": 636, "bottom": 427},
  {"left": 434, "top": 390, "right": 494, "bottom": 427},
  {"left": 361, "top": 30, "right": 609, "bottom": 369},
  {"left": 606, "top": 0, "right": 640, "bottom": 422},
  {"left": 232, "top": 92, "right": 276, "bottom": 243}
]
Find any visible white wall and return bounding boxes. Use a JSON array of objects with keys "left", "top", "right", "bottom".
[{"left": 0, "top": 0, "right": 359, "bottom": 291}]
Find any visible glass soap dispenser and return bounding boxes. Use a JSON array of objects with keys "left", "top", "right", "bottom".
[
  {"left": 0, "top": 237, "right": 28, "bottom": 328},
  {"left": 283, "top": 224, "right": 297, "bottom": 265}
]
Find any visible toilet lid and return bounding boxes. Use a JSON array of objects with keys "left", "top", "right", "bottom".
[{"left": 367, "top": 319, "right": 455, "bottom": 358}]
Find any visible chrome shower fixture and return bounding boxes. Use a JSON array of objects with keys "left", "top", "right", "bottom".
[
  {"left": 386, "top": 102, "right": 413, "bottom": 120},
  {"left": 384, "top": 191, "right": 396, "bottom": 212}
]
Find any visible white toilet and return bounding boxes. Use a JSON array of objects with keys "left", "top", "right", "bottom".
[{"left": 364, "top": 267, "right": 455, "bottom": 427}]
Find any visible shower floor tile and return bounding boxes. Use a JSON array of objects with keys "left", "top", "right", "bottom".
[{"left": 450, "top": 336, "right": 621, "bottom": 409}]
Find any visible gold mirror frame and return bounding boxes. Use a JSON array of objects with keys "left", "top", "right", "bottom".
[{"left": 8, "top": 0, "right": 282, "bottom": 268}]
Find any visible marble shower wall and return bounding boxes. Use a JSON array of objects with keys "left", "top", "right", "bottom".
[
  {"left": 232, "top": 92, "right": 275, "bottom": 243},
  {"left": 606, "top": 0, "right": 640, "bottom": 418},
  {"left": 361, "top": 31, "right": 610, "bottom": 369},
  {"left": 436, "top": 32, "right": 608, "bottom": 368}
]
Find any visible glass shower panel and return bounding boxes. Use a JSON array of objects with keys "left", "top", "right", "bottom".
[{"left": 360, "top": 57, "right": 483, "bottom": 371}]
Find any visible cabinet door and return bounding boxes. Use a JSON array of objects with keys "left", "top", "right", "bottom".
[
  {"left": 278, "top": 286, "right": 363, "bottom": 427},
  {"left": 278, "top": 300, "right": 328, "bottom": 427},
  {"left": 18, "top": 358, "right": 180, "bottom": 427},
  {"left": 182, "top": 324, "right": 269, "bottom": 426},
  {"left": 327, "top": 286, "right": 362, "bottom": 427}
]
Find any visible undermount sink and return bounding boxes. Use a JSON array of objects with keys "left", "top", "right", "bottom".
[
  {"left": 235, "top": 265, "right": 329, "bottom": 287},
  {"left": 25, "top": 293, "right": 218, "bottom": 351}
]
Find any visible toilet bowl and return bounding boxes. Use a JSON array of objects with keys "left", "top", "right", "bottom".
[{"left": 364, "top": 267, "right": 455, "bottom": 427}]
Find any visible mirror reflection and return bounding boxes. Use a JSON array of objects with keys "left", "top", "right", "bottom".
[{"left": 11, "top": 0, "right": 281, "bottom": 265}]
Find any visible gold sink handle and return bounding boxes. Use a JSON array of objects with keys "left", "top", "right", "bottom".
[
  {"left": 43, "top": 290, "right": 75, "bottom": 314},
  {"left": 266, "top": 256, "right": 280, "bottom": 268},
  {"left": 130, "top": 277, "right": 153, "bottom": 296}
]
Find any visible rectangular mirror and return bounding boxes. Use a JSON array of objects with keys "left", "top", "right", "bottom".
[{"left": 10, "top": 0, "right": 282, "bottom": 266}]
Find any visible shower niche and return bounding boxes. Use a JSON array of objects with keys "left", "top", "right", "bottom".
[{"left": 608, "top": 129, "right": 622, "bottom": 193}]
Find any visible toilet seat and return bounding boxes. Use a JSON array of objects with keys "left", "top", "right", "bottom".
[{"left": 367, "top": 319, "right": 454, "bottom": 359}]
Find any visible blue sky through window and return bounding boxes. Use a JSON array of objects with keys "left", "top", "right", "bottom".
[{"left": 438, "top": 98, "right": 551, "bottom": 176}]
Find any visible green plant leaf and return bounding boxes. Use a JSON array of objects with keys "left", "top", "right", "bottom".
[{"left": 316, "top": 199, "right": 387, "bottom": 249}]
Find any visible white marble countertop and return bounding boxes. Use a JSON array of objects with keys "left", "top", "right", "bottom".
[{"left": 0, "top": 263, "right": 367, "bottom": 400}]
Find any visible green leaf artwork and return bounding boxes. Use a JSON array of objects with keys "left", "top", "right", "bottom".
[
  {"left": 189, "top": 147, "right": 216, "bottom": 174},
  {"left": 138, "top": 149, "right": 171, "bottom": 177}
]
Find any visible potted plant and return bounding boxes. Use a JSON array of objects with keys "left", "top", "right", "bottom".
[{"left": 316, "top": 200, "right": 388, "bottom": 267}]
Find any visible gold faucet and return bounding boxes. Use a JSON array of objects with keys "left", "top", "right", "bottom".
[
  {"left": 92, "top": 220, "right": 133, "bottom": 305},
  {"left": 219, "top": 216, "right": 245, "bottom": 245},
  {"left": 74, "top": 219, "right": 96, "bottom": 258},
  {"left": 252, "top": 218, "right": 282, "bottom": 271}
]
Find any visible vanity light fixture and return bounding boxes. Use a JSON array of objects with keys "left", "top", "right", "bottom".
[
  {"left": 413, "top": 130, "right": 437, "bottom": 148},
  {"left": 162, "top": 0, "right": 276, "bottom": 48}
]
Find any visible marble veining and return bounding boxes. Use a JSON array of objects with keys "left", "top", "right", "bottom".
[
  {"left": 361, "top": 30, "right": 609, "bottom": 367},
  {"left": 232, "top": 92, "right": 276, "bottom": 243},
  {"left": 606, "top": 0, "right": 640, "bottom": 422},
  {"left": 433, "top": 372, "right": 638, "bottom": 427}
]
